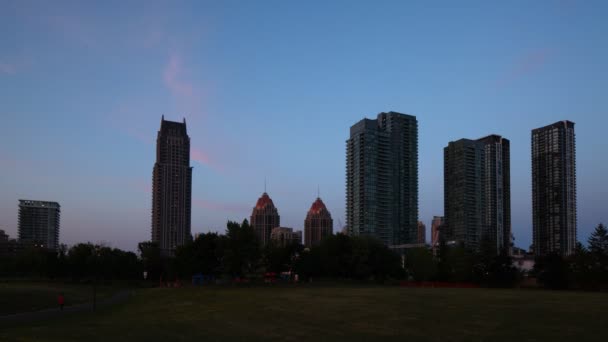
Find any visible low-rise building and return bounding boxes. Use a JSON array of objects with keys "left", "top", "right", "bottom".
[{"left": 270, "top": 227, "right": 302, "bottom": 247}]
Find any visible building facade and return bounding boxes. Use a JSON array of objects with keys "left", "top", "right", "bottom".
[
  {"left": 532, "top": 121, "right": 577, "bottom": 256},
  {"left": 251, "top": 192, "right": 281, "bottom": 246},
  {"left": 270, "top": 227, "right": 302, "bottom": 247},
  {"left": 151, "top": 116, "right": 193, "bottom": 256},
  {"left": 478, "top": 135, "right": 511, "bottom": 254},
  {"left": 18, "top": 199, "right": 60, "bottom": 250},
  {"left": 304, "top": 197, "right": 333, "bottom": 247},
  {"left": 444, "top": 139, "right": 486, "bottom": 250},
  {"left": 444, "top": 135, "right": 511, "bottom": 253},
  {"left": 431, "top": 216, "right": 444, "bottom": 249},
  {"left": 346, "top": 111, "right": 418, "bottom": 245},
  {"left": 417, "top": 221, "right": 426, "bottom": 244}
]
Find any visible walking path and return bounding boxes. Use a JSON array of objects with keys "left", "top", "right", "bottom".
[{"left": 0, "top": 290, "right": 133, "bottom": 325}]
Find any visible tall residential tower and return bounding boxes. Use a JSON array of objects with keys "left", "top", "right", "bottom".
[
  {"left": 444, "top": 139, "right": 486, "bottom": 250},
  {"left": 18, "top": 199, "right": 60, "bottom": 250},
  {"left": 443, "top": 135, "right": 511, "bottom": 252},
  {"left": 532, "top": 121, "right": 577, "bottom": 256},
  {"left": 346, "top": 111, "right": 418, "bottom": 245},
  {"left": 151, "top": 116, "right": 193, "bottom": 256}
]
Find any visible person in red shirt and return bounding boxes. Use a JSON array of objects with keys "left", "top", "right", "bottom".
[{"left": 58, "top": 293, "right": 65, "bottom": 311}]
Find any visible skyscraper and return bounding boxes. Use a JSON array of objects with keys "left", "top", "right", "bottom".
[
  {"left": 304, "top": 197, "right": 333, "bottom": 247},
  {"left": 532, "top": 121, "right": 577, "bottom": 256},
  {"left": 478, "top": 135, "right": 511, "bottom": 254},
  {"left": 151, "top": 116, "right": 193, "bottom": 256},
  {"left": 346, "top": 111, "right": 418, "bottom": 245},
  {"left": 18, "top": 199, "right": 60, "bottom": 250},
  {"left": 444, "top": 135, "right": 511, "bottom": 253},
  {"left": 444, "top": 139, "right": 486, "bottom": 250},
  {"left": 250, "top": 192, "right": 280, "bottom": 246}
]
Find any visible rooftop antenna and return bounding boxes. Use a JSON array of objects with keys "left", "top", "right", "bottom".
[
  {"left": 317, "top": 184, "right": 320, "bottom": 199},
  {"left": 264, "top": 177, "right": 267, "bottom": 193}
]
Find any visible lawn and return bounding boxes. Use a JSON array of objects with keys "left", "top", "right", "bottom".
[
  {"left": 1, "top": 285, "right": 607, "bottom": 341},
  {"left": 0, "top": 281, "right": 123, "bottom": 316}
]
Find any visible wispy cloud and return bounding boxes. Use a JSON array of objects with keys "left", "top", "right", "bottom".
[
  {"left": 0, "top": 62, "right": 17, "bottom": 75},
  {"left": 46, "top": 14, "right": 99, "bottom": 50},
  {"left": 495, "top": 49, "right": 553, "bottom": 88},
  {"left": 163, "top": 52, "right": 194, "bottom": 98},
  {"left": 191, "top": 147, "right": 224, "bottom": 172}
]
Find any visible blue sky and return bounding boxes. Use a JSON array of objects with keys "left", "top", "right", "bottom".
[{"left": 1, "top": 0, "right": 606, "bottom": 251}]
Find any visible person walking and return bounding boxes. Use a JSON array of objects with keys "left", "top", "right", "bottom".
[{"left": 58, "top": 293, "right": 65, "bottom": 311}]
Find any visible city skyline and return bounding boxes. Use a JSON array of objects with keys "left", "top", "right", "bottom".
[{"left": 1, "top": 1, "right": 607, "bottom": 251}]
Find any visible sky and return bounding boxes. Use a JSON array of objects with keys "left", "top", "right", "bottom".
[{"left": 1, "top": 0, "right": 607, "bottom": 251}]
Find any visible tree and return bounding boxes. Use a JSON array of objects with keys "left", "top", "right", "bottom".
[
  {"left": 223, "top": 220, "right": 260, "bottom": 277},
  {"left": 588, "top": 223, "right": 608, "bottom": 256},
  {"left": 405, "top": 248, "right": 437, "bottom": 281},
  {"left": 535, "top": 253, "right": 570, "bottom": 290},
  {"left": 586, "top": 224, "right": 608, "bottom": 289},
  {"left": 138, "top": 241, "right": 162, "bottom": 281}
]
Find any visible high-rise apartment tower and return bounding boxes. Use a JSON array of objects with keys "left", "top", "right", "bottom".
[{"left": 346, "top": 111, "right": 418, "bottom": 245}]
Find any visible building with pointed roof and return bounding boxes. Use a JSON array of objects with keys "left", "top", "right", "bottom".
[
  {"left": 304, "top": 197, "right": 333, "bottom": 247},
  {"left": 151, "top": 116, "right": 192, "bottom": 256},
  {"left": 250, "top": 192, "right": 280, "bottom": 246}
]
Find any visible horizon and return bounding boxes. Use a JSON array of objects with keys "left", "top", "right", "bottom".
[{"left": 2, "top": 0, "right": 607, "bottom": 251}]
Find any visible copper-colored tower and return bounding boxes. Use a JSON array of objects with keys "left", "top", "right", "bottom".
[
  {"left": 250, "top": 192, "right": 280, "bottom": 246},
  {"left": 304, "top": 197, "right": 333, "bottom": 247}
]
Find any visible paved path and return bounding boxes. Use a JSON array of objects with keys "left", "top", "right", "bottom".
[{"left": 0, "top": 290, "right": 133, "bottom": 325}]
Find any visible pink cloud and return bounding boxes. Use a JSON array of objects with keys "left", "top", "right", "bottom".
[
  {"left": 163, "top": 52, "right": 195, "bottom": 99},
  {"left": 496, "top": 49, "right": 553, "bottom": 88},
  {"left": 0, "top": 62, "right": 17, "bottom": 75},
  {"left": 191, "top": 147, "right": 224, "bottom": 172}
]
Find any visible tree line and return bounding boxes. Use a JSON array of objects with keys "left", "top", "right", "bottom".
[
  {"left": 534, "top": 224, "right": 608, "bottom": 290},
  {"left": 1, "top": 220, "right": 607, "bottom": 290}
]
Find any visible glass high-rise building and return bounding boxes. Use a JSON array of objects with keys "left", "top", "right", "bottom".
[
  {"left": 478, "top": 135, "right": 511, "bottom": 254},
  {"left": 444, "top": 135, "right": 511, "bottom": 253},
  {"left": 18, "top": 199, "right": 60, "bottom": 250},
  {"left": 444, "top": 139, "right": 486, "bottom": 250},
  {"left": 151, "top": 116, "right": 193, "bottom": 256},
  {"left": 346, "top": 111, "right": 418, "bottom": 245},
  {"left": 532, "top": 121, "right": 577, "bottom": 256}
]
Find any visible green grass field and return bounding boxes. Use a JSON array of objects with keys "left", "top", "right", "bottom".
[
  {"left": 0, "top": 281, "right": 123, "bottom": 316},
  {"left": 2, "top": 285, "right": 607, "bottom": 341}
]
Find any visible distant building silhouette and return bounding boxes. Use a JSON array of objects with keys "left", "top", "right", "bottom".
[
  {"left": 346, "top": 111, "right": 418, "bottom": 245},
  {"left": 444, "top": 135, "right": 511, "bottom": 253},
  {"left": 532, "top": 121, "right": 577, "bottom": 256},
  {"left": 270, "top": 227, "right": 302, "bottom": 247},
  {"left": 151, "top": 116, "right": 192, "bottom": 256},
  {"left": 417, "top": 221, "right": 426, "bottom": 244},
  {"left": 251, "top": 192, "right": 280, "bottom": 246},
  {"left": 304, "top": 197, "right": 333, "bottom": 247},
  {"left": 18, "top": 199, "right": 60, "bottom": 250},
  {"left": 431, "top": 216, "right": 444, "bottom": 249},
  {"left": 0, "top": 229, "right": 21, "bottom": 257},
  {"left": 0, "top": 229, "right": 7, "bottom": 244}
]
